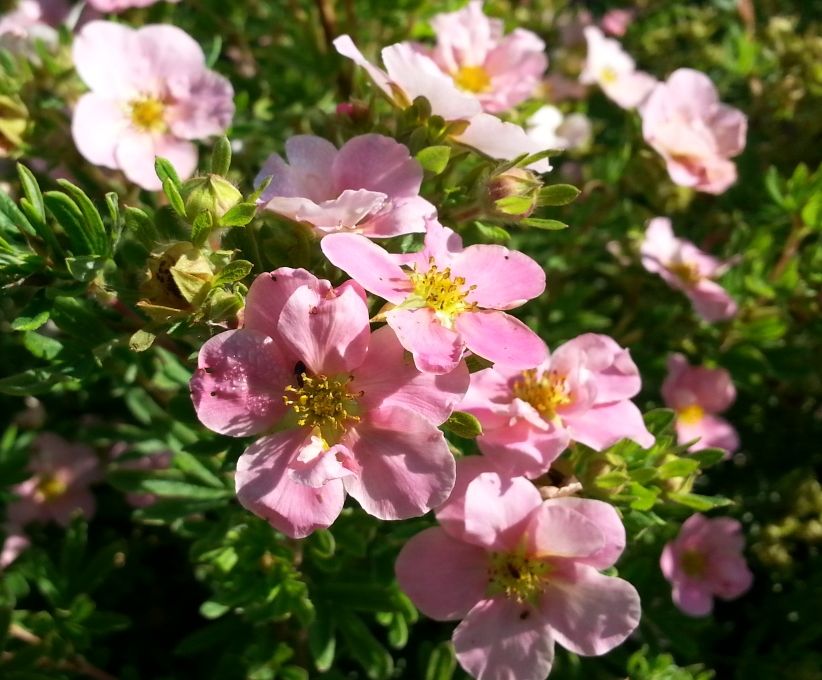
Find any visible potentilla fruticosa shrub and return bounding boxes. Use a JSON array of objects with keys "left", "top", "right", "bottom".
[{"left": 1, "top": 0, "right": 820, "bottom": 678}]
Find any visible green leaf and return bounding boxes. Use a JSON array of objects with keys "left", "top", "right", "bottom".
[
  {"left": 44, "top": 191, "right": 92, "bottom": 254},
  {"left": 220, "top": 202, "right": 257, "bottom": 227},
  {"left": 643, "top": 408, "right": 676, "bottom": 435},
  {"left": 309, "top": 609, "right": 336, "bottom": 672},
  {"left": 0, "top": 368, "right": 62, "bottom": 395},
  {"left": 173, "top": 449, "right": 224, "bottom": 488},
  {"left": 689, "top": 448, "right": 727, "bottom": 469},
  {"left": 668, "top": 492, "right": 733, "bottom": 511},
  {"left": 210, "top": 136, "right": 232, "bottom": 176},
  {"left": 214, "top": 259, "right": 253, "bottom": 286},
  {"left": 199, "top": 600, "right": 230, "bottom": 620},
  {"left": 519, "top": 217, "right": 568, "bottom": 230},
  {"left": 425, "top": 642, "right": 457, "bottom": 680},
  {"left": 494, "top": 195, "right": 534, "bottom": 215},
  {"left": 138, "top": 479, "right": 232, "bottom": 500},
  {"left": 464, "top": 354, "right": 493, "bottom": 373},
  {"left": 17, "top": 163, "right": 45, "bottom": 223},
  {"left": 11, "top": 305, "right": 50, "bottom": 331},
  {"left": 163, "top": 178, "right": 187, "bottom": 218},
  {"left": 628, "top": 483, "right": 659, "bottom": 511},
  {"left": 538, "top": 183, "right": 580, "bottom": 206},
  {"left": 191, "top": 209, "right": 213, "bottom": 247},
  {"left": 155, "top": 156, "right": 181, "bottom": 188},
  {"left": 338, "top": 612, "right": 393, "bottom": 680},
  {"left": 65, "top": 255, "right": 106, "bottom": 282},
  {"left": 0, "top": 185, "right": 35, "bottom": 237},
  {"left": 57, "top": 179, "right": 109, "bottom": 256},
  {"left": 22, "top": 332, "right": 62, "bottom": 360},
  {"left": 415, "top": 145, "right": 451, "bottom": 175},
  {"left": 441, "top": 411, "right": 483, "bottom": 438},
  {"left": 658, "top": 458, "right": 700, "bottom": 479},
  {"left": 595, "top": 471, "right": 630, "bottom": 489},
  {"left": 129, "top": 329, "right": 156, "bottom": 352}
]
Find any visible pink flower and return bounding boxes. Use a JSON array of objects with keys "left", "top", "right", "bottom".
[
  {"left": 660, "top": 514, "right": 752, "bottom": 616},
  {"left": 580, "top": 26, "right": 656, "bottom": 109},
  {"left": 88, "top": 0, "right": 179, "bottom": 11},
  {"left": 600, "top": 9, "right": 634, "bottom": 37},
  {"left": 459, "top": 333, "right": 655, "bottom": 478},
  {"left": 641, "top": 217, "right": 737, "bottom": 322},
  {"left": 321, "top": 220, "right": 547, "bottom": 375},
  {"left": 525, "top": 105, "right": 592, "bottom": 151},
  {"left": 640, "top": 69, "right": 747, "bottom": 194},
  {"left": 419, "top": 0, "right": 547, "bottom": 114},
  {"left": 71, "top": 21, "right": 234, "bottom": 190},
  {"left": 111, "top": 444, "right": 172, "bottom": 508},
  {"left": 1, "top": 433, "right": 100, "bottom": 568},
  {"left": 0, "top": 0, "right": 67, "bottom": 47},
  {"left": 662, "top": 354, "right": 739, "bottom": 456},
  {"left": 255, "top": 134, "right": 435, "bottom": 238},
  {"left": 189, "top": 268, "right": 468, "bottom": 538},
  {"left": 333, "top": 34, "right": 550, "bottom": 172},
  {"left": 396, "top": 462, "right": 641, "bottom": 680}
]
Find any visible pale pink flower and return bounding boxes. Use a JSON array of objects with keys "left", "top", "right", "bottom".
[
  {"left": 459, "top": 333, "right": 654, "bottom": 479},
  {"left": 0, "top": 530, "right": 30, "bottom": 570},
  {"left": 640, "top": 69, "right": 747, "bottom": 194},
  {"left": 525, "top": 105, "right": 592, "bottom": 151},
  {"left": 580, "top": 26, "right": 656, "bottom": 109},
  {"left": 396, "top": 461, "right": 641, "bottom": 680},
  {"left": 333, "top": 34, "right": 550, "bottom": 172},
  {"left": 110, "top": 444, "right": 172, "bottom": 508},
  {"left": 190, "top": 268, "right": 468, "bottom": 538},
  {"left": 662, "top": 354, "right": 739, "bottom": 456},
  {"left": 600, "top": 9, "right": 634, "bottom": 37},
  {"left": 71, "top": 21, "right": 234, "bottom": 190},
  {"left": 321, "top": 219, "right": 547, "bottom": 375},
  {"left": 418, "top": 0, "right": 547, "bottom": 113},
  {"left": 0, "top": 0, "right": 67, "bottom": 47},
  {"left": 88, "top": 0, "right": 179, "bottom": 11},
  {"left": 641, "top": 217, "right": 737, "bottom": 322},
  {"left": 660, "top": 514, "right": 752, "bottom": 616},
  {"left": 255, "top": 134, "right": 435, "bottom": 238}
]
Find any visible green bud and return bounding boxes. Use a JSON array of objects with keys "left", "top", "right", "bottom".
[
  {"left": 486, "top": 167, "right": 543, "bottom": 219},
  {"left": 181, "top": 174, "right": 243, "bottom": 224}
]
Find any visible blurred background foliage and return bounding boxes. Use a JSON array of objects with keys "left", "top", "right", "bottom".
[{"left": 1, "top": 0, "right": 821, "bottom": 678}]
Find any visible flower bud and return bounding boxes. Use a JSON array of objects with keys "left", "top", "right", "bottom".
[
  {"left": 181, "top": 174, "right": 242, "bottom": 224},
  {"left": 485, "top": 167, "right": 542, "bottom": 219},
  {"left": 137, "top": 242, "right": 214, "bottom": 321}
]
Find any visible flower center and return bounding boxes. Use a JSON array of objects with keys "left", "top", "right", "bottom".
[
  {"left": 487, "top": 551, "right": 551, "bottom": 604},
  {"left": 600, "top": 66, "right": 619, "bottom": 84},
  {"left": 129, "top": 96, "right": 167, "bottom": 133},
  {"left": 35, "top": 474, "right": 67, "bottom": 502},
  {"left": 668, "top": 261, "right": 702, "bottom": 285},
  {"left": 680, "top": 549, "right": 707, "bottom": 578},
  {"left": 677, "top": 403, "right": 704, "bottom": 425},
  {"left": 283, "top": 370, "right": 360, "bottom": 443},
  {"left": 453, "top": 65, "right": 492, "bottom": 93},
  {"left": 408, "top": 257, "right": 476, "bottom": 324},
  {"left": 512, "top": 369, "right": 571, "bottom": 422}
]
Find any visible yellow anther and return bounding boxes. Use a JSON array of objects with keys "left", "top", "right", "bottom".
[
  {"left": 283, "top": 372, "right": 360, "bottom": 442},
  {"left": 680, "top": 549, "right": 707, "bottom": 578},
  {"left": 600, "top": 66, "right": 619, "bottom": 84},
  {"left": 129, "top": 96, "right": 167, "bottom": 133},
  {"left": 668, "top": 261, "right": 702, "bottom": 286},
  {"left": 487, "top": 551, "right": 551, "bottom": 604},
  {"left": 453, "top": 65, "right": 492, "bottom": 93},
  {"left": 677, "top": 403, "right": 704, "bottom": 425},
  {"left": 408, "top": 257, "right": 476, "bottom": 323},
  {"left": 36, "top": 474, "right": 67, "bottom": 502},
  {"left": 512, "top": 369, "right": 572, "bottom": 422}
]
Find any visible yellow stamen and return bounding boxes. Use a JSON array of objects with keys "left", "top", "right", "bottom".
[
  {"left": 283, "top": 372, "right": 360, "bottom": 443},
  {"left": 680, "top": 549, "right": 707, "bottom": 578},
  {"left": 668, "top": 261, "right": 702, "bottom": 286},
  {"left": 512, "top": 369, "right": 571, "bottom": 422},
  {"left": 677, "top": 403, "right": 704, "bottom": 425},
  {"left": 453, "top": 65, "right": 492, "bottom": 93},
  {"left": 600, "top": 66, "right": 619, "bottom": 84},
  {"left": 408, "top": 257, "right": 476, "bottom": 325},
  {"left": 487, "top": 551, "right": 551, "bottom": 604},
  {"left": 129, "top": 96, "right": 167, "bottom": 133},
  {"left": 36, "top": 474, "right": 67, "bottom": 502}
]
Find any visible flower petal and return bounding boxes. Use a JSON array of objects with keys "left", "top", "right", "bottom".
[
  {"left": 388, "top": 307, "right": 465, "bottom": 375},
  {"left": 71, "top": 94, "right": 128, "bottom": 169},
  {"left": 525, "top": 502, "right": 606, "bottom": 560},
  {"left": 456, "top": 310, "right": 547, "bottom": 369},
  {"left": 542, "top": 497, "right": 626, "bottom": 570},
  {"left": 332, "top": 133, "right": 423, "bottom": 198},
  {"left": 562, "top": 399, "right": 654, "bottom": 450},
  {"left": 243, "top": 268, "right": 329, "bottom": 338}
]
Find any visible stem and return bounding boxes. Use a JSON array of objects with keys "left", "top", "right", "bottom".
[
  {"left": 9, "top": 624, "right": 119, "bottom": 680},
  {"left": 314, "top": 0, "right": 338, "bottom": 52},
  {"left": 770, "top": 215, "right": 807, "bottom": 282}
]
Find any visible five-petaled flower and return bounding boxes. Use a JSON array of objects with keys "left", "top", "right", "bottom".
[
  {"left": 71, "top": 21, "right": 235, "bottom": 190},
  {"left": 459, "top": 333, "right": 654, "bottom": 479},
  {"left": 321, "top": 219, "right": 547, "bottom": 375},
  {"left": 190, "top": 268, "right": 468, "bottom": 538},
  {"left": 641, "top": 217, "right": 738, "bottom": 322},
  {"left": 397, "top": 459, "right": 641, "bottom": 680},
  {"left": 660, "top": 513, "right": 752, "bottom": 616}
]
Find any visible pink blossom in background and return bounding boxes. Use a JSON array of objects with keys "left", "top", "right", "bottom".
[
  {"left": 321, "top": 219, "right": 547, "bottom": 375},
  {"left": 580, "top": 26, "right": 656, "bottom": 109},
  {"left": 459, "top": 333, "right": 654, "bottom": 479},
  {"left": 71, "top": 21, "right": 234, "bottom": 190},
  {"left": 600, "top": 9, "right": 634, "bottom": 37},
  {"left": 661, "top": 514, "right": 752, "bottom": 616},
  {"left": 641, "top": 68, "right": 747, "bottom": 194},
  {"left": 0, "top": 0, "right": 67, "bottom": 47},
  {"left": 1, "top": 433, "right": 100, "bottom": 569},
  {"left": 418, "top": 0, "right": 547, "bottom": 114},
  {"left": 396, "top": 463, "right": 641, "bottom": 680},
  {"left": 190, "top": 268, "right": 468, "bottom": 538},
  {"left": 641, "top": 217, "right": 738, "bottom": 322},
  {"left": 662, "top": 353, "right": 739, "bottom": 455},
  {"left": 88, "top": 0, "right": 179, "bottom": 11},
  {"left": 255, "top": 134, "right": 435, "bottom": 238},
  {"left": 333, "top": 35, "right": 551, "bottom": 172},
  {"left": 110, "top": 444, "right": 172, "bottom": 507},
  {"left": 525, "top": 105, "right": 592, "bottom": 151}
]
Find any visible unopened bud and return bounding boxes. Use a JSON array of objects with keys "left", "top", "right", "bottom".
[
  {"left": 181, "top": 174, "right": 242, "bottom": 224},
  {"left": 137, "top": 242, "right": 214, "bottom": 321},
  {"left": 486, "top": 167, "right": 542, "bottom": 219}
]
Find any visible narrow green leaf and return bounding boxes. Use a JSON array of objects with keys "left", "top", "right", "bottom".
[
  {"left": 44, "top": 191, "right": 92, "bottom": 254},
  {"left": 191, "top": 210, "right": 213, "bottom": 247},
  {"left": 425, "top": 642, "right": 457, "bottom": 680},
  {"left": 173, "top": 449, "right": 224, "bottom": 488},
  {"left": 163, "top": 178, "right": 187, "bottom": 218},
  {"left": 309, "top": 609, "right": 336, "bottom": 672},
  {"left": 690, "top": 448, "right": 728, "bottom": 469},
  {"left": 57, "top": 180, "right": 109, "bottom": 256},
  {"left": 538, "top": 183, "right": 581, "bottom": 206},
  {"left": 519, "top": 217, "right": 568, "bottom": 230},
  {"left": 441, "top": 411, "right": 483, "bottom": 438},
  {"left": 199, "top": 600, "right": 230, "bottom": 619},
  {"left": 65, "top": 255, "right": 106, "bottom": 282},
  {"left": 213, "top": 260, "right": 253, "bottom": 286},
  {"left": 0, "top": 184, "right": 35, "bottom": 236},
  {"left": 415, "top": 145, "right": 451, "bottom": 175},
  {"left": 668, "top": 492, "right": 733, "bottom": 511},
  {"left": 210, "top": 136, "right": 232, "bottom": 176},
  {"left": 139, "top": 479, "right": 232, "bottom": 500},
  {"left": 155, "top": 156, "right": 181, "bottom": 188},
  {"left": 658, "top": 457, "right": 700, "bottom": 479},
  {"left": 219, "top": 202, "right": 257, "bottom": 227},
  {"left": 17, "top": 163, "right": 45, "bottom": 222}
]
